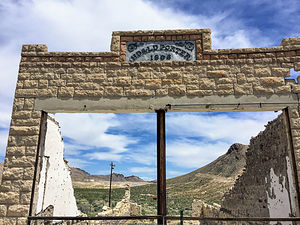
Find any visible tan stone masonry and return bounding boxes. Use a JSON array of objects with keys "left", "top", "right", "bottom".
[{"left": 1, "top": 28, "right": 300, "bottom": 224}]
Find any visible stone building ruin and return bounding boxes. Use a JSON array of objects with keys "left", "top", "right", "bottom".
[{"left": 1, "top": 28, "right": 300, "bottom": 224}]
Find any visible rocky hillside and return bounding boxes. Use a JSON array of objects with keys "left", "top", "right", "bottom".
[
  {"left": 166, "top": 143, "right": 248, "bottom": 205},
  {"left": 71, "top": 167, "right": 145, "bottom": 183}
]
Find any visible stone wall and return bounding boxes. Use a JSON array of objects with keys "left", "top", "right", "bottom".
[
  {"left": 221, "top": 112, "right": 298, "bottom": 224},
  {"left": 1, "top": 28, "right": 300, "bottom": 224}
]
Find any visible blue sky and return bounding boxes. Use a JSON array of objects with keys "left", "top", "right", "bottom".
[{"left": 0, "top": 0, "right": 299, "bottom": 180}]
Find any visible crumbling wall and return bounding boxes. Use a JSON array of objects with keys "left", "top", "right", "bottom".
[
  {"left": 221, "top": 113, "right": 298, "bottom": 224},
  {"left": 35, "top": 117, "right": 79, "bottom": 217}
]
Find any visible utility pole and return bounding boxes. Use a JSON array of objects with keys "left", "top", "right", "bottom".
[{"left": 108, "top": 162, "right": 115, "bottom": 208}]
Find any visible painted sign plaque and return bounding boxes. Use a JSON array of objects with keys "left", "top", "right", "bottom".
[{"left": 126, "top": 41, "right": 196, "bottom": 62}]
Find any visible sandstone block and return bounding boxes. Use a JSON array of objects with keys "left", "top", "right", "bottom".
[
  {"left": 137, "top": 72, "right": 151, "bottom": 79},
  {"left": 234, "top": 84, "right": 253, "bottom": 95},
  {"left": 86, "top": 73, "right": 106, "bottom": 82},
  {"left": 10, "top": 126, "right": 39, "bottom": 135},
  {"left": 58, "top": 87, "right": 74, "bottom": 98},
  {"left": 74, "top": 90, "right": 103, "bottom": 98},
  {"left": 295, "top": 62, "right": 300, "bottom": 71},
  {"left": 0, "top": 218, "right": 17, "bottom": 225},
  {"left": 260, "top": 77, "right": 284, "bottom": 86},
  {"left": 207, "top": 70, "right": 227, "bottom": 77},
  {"left": 17, "top": 217, "right": 27, "bottom": 225},
  {"left": 216, "top": 78, "right": 235, "bottom": 84},
  {"left": 145, "top": 79, "right": 161, "bottom": 89},
  {"left": 7, "top": 205, "right": 28, "bottom": 217},
  {"left": 291, "top": 118, "right": 300, "bottom": 128},
  {"left": 168, "top": 85, "right": 186, "bottom": 96},
  {"left": 37, "top": 88, "right": 57, "bottom": 97},
  {"left": 114, "top": 77, "right": 132, "bottom": 86},
  {"left": 240, "top": 65, "right": 254, "bottom": 74},
  {"left": 13, "top": 98, "right": 24, "bottom": 111},
  {"left": 23, "top": 167, "right": 34, "bottom": 180},
  {"left": 214, "top": 89, "right": 234, "bottom": 95},
  {"left": 216, "top": 84, "right": 233, "bottom": 90},
  {"left": 6, "top": 156, "right": 35, "bottom": 167},
  {"left": 49, "top": 80, "right": 66, "bottom": 87},
  {"left": 125, "top": 89, "right": 154, "bottom": 97},
  {"left": 15, "top": 89, "right": 37, "bottom": 98},
  {"left": 20, "top": 193, "right": 31, "bottom": 204},
  {"left": 11, "top": 118, "right": 40, "bottom": 126},
  {"left": 236, "top": 73, "right": 247, "bottom": 84},
  {"left": 199, "top": 78, "right": 215, "bottom": 89},
  {"left": 12, "top": 111, "right": 31, "bottom": 119},
  {"left": 162, "top": 79, "right": 182, "bottom": 85},
  {"left": 23, "top": 80, "right": 38, "bottom": 89},
  {"left": 253, "top": 85, "right": 274, "bottom": 95},
  {"left": 0, "top": 205, "right": 7, "bottom": 217},
  {"left": 16, "top": 135, "right": 39, "bottom": 146},
  {"left": 5, "top": 147, "right": 25, "bottom": 156},
  {"left": 104, "top": 86, "right": 123, "bottom": 97},
  {"left": 0, "top": 192, "right": 19, "bottom": 204},
  {"left": 271, "top": 68, "right": 290, "bottom": 77},
  {"left": 187, "top": 90, "right": 213, "bottom": 96},
  {"left": 24, "top": 98, "right": 35, "bottom": 109},
  {"left": 156, "top": 89, "right": 168, "bottom": 96},
  {"left": 255, "top": 68, "right": 271, "bottom": 77},
  {"left": 186, "top": 85, "right": 199, "bottom": 90},
  {"left": 78, "top": 82, "right": 101, "bottom": 90},
  {"left": 21, "top": 181, "right": 33, "bottom": 192},
  {"left": 18, "top": 73, "right": 31, "bottom": 80},
  {"left": 166, "top": 71, "right": 182, "bottom": 79},
  {"left": 292, "top": 85, "right": 300, "bottom": 94},
  {"left": 132, "top": 79, "right": 145, "bottom": 86},
  {"left": 274, "top": 85, "right": 291, "bottom": 94}
]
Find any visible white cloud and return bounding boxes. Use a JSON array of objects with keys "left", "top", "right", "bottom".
[
  {"left": 53, "top": 113, "right": 136, "bottom": 153},
  {"left": 85, "top": 152, "right": 122, "bottom": 161},
  {"left": 0, "top": 129, "right": 9, "bottom": 157},
  {"left": 65, "top": 158, "right": 92, "bottom": 169},
  {"left": 130, "top": 167, "right": 156, "bottom": 174},
  {"left": 167, "top": 139, "right": 230, "bottom": 168},
  {"left": 167, "top": 112, "right": 279, "bottom": 145}
]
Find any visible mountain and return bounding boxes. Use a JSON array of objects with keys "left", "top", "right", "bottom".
[
  {"left": 166, "top": 143, "right": 248, "bottom": 205},
  {"left": 70, "top": 168, "right": 145, "bottom": 183}
]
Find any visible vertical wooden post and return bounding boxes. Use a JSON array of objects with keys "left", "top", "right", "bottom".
[
  {"left": 156, "top": 109, "right": 167, "bottom": 225},
  {"left": 28, "top": 111, "right": 48, "bottom": 225}
]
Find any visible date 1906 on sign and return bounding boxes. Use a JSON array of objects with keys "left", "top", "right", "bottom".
[{"left": 150, "top": 54, "right": 171, "bottom": 61}]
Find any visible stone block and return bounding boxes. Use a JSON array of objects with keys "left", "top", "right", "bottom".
[
  {"left": 20, "top": 192, "right": 31, "bottom": 204},
  {"left": 7, "top": 205, "right": 28, "bottom": 217},
  {"left": 145, "top": 79, "right": 161, "bottom": 89},
  {"left": 207, "top": 70, "right": 227, "bottom": 77},
  {"left": 21, "top": 181, "right": 33, "bottom": 192},
  {"left": 5, "top": 147, "right": 25, "bottom": 156},
  {"left": 253, "top": 85, "right": 274, "bottom": 95},
  {"left": 15, "top": 89, "right": 37, "bottom": 98},
  {"left": 10, "top": 126, "right": 39, "bottom": 136},
  {"left": 274, "top": 85, "right": 291, "bottom": 94},
  {"left": 16, "top": 135, "right": 39, "bottom": 146},
  {"left": 271, "top": 67, "right": 290, "bottom": 77},
  {"left": 0, "top": 218, "right": 17, "bottom": 225},
  {"left": 125, "top": 89, "right": 154, "bottom": 97},
  {"left": 255, "top": 68, "right": 271, "bottom": 77},
  {"left": 2, "top": 167, "right": 24, "bottom": 180},
  {"left": 23, "top": 98, "right": 35, "bottom": 109},
  {"left": 240, "top": 65, "right": 254, "bottom": 74},
  {"left": 114, "top": 77, "right": 131, "bottom": 86},
  {"left": 58, "top": 87, "right": 74, "bottom": 98},
  {"left": 168, "top": 85, "right": 186, "bottom": 96},
  {"left": 37, "top": 88, "right": 57, "bottom": 97},
  {"left": 0, "top": 192, "right": 19, "bottom": 204},
  {"left": 86, "top": 73, "right": 106, "bottom": 82},
  {"left": 234, "top": 84, "right": 253, "bottom": 95},
  {"left": 156, "top": 89, "right": 168, "bottom": 96},
  {"left": 199, "top": 78, "right": 215, "bottom": 89},
  {"left": 187, "top": 90, "right": 213, "bottom": 96},
  {"left": 166, "top": 71, "right": 182, "bottom": 79},
  {"left": 23, "top": 167, "right": 34, "bottom": 180},
  {"left": 23, "top": 80, "right": 38, "bottom": 89},
  {"left": 295, "top": 62, "right": 300, "bottom": 71},
  {"left": 104, "top": 86, "right": 123, "bottom": 97},
  {"left": 74, "top": 90, "right": 103, "bottom": 98},
  {"left": 0, "top": 205, "right": 7, "bottom": 216},
  {"left": 260, "top": 77, "right": 285, "bottom": 86}
]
